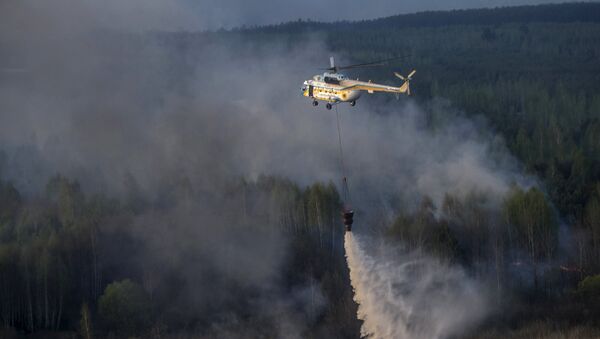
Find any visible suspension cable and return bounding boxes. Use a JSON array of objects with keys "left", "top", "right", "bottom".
[{"left": 335, "top": 104, "right": 351, "bottom": 205}]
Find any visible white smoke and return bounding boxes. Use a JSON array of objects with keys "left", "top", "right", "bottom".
[
  {"left": 1, "top": 3, "right": 532, "bottom": 336},
  {"left": 344, "top": 232, "right": 489, "bottom": 339}
]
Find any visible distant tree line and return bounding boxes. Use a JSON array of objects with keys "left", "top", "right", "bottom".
[{"left": 253, "top": 3, "right": 600, "bottom": 33}]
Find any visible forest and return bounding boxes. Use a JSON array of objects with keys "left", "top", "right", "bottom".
[{"left": 2, "top": 2, "right": 600, "bottom": 338}]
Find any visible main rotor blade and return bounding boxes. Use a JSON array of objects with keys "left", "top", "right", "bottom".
[{"left": 337, "top": 56, "right": 409, "bottom": 70}]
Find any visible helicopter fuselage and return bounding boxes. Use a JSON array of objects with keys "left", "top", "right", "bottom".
[
  {"left": 301, "top": 71, "right": 410, "bottom": 108},
  {"left": 301, "top": 73, "right": 362, "bottom": 104}
]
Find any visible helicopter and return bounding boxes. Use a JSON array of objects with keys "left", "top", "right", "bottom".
[{"left": 301, "top": 57, "right": 416, "bottom": 110}]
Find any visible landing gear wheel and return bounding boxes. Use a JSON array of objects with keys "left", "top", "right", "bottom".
[
  {"left": 326, "top": 103, "right": 332, "bottom": 110},
  {"left": 350, "top": 101, "right": 356, "bottom": 107},
  {"left": 312, "top": 100, "right": 318, "bottom": 106}
]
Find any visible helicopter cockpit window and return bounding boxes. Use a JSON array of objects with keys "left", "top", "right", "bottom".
[{"left": 324, "top": 77, "right": 340, "bottom": 85}]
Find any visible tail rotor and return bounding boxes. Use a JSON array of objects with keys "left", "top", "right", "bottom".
[{"left": 394, "top": 70, "right": 416, "bottom": 96}]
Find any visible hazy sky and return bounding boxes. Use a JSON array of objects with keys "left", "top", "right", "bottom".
[{"left": 50, "top": 0, "right": 588, "bottom": 31}]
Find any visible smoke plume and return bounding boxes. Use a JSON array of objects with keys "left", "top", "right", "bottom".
[{"left": 0, "top": 1, "right": 537, "bottom": 336}]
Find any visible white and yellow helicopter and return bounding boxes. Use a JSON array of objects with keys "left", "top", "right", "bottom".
[{"left": 302, "top": 57, "right": 416, "bottom": 109}]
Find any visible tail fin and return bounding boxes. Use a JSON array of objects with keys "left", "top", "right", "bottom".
[{"left": 394, "top": 70, "right": 416, "bottom": 96}]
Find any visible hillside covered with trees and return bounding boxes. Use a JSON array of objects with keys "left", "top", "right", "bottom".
[{"left": 2, "top": 2, "right": 600, "bottom": 338}]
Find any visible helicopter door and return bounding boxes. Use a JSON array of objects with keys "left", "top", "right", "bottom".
[{"left": 308, "top": 85, "right": 314, "bottom": 97}]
